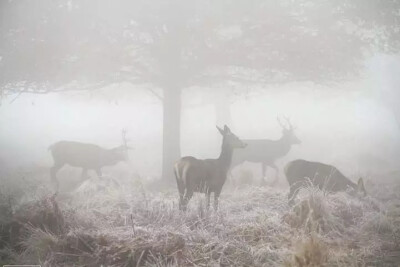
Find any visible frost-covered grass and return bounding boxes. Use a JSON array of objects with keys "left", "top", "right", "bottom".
[{"left": 0, "top": 173, "right": 400, "bottom": 266}]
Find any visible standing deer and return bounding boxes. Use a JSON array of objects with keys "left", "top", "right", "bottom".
[
  {"left": 285, "top": 159, "right": 367, "bottom": 205},
  {"left": 231, "top": 117, "right": 301, "bottom": 186},
  {"left": 174, "top": 125, "right": 247, "bottom": 211},
  {"left": 49, "top": 130, "right": 130, "bottom": 191}
]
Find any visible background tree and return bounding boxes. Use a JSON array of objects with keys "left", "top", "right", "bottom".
[
  {"left": 370, "top": 55, "right": 400, "bottom": 129},
  {"left": 1, "top": 0, "right": 399, "bottom": 181}
]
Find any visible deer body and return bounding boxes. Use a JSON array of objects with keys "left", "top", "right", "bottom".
[
  {"left": 174, "top": 125, "right": 246, "bottom": 211},
  {"left": 49, "top": 134, "right": 129, "bottom": 192},
  {"left": 285, "top": 159, "right": 366, "bottom": 204},
  {"left": 231, "top": 118, "right": 300, "bottom": 185},
  {"left": 232, "top": 136, "right": 293, "bottom": 166}
]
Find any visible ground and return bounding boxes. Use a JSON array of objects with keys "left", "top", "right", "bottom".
[{"left": 0, "top": 170, "right": 399, "bottom": 266}]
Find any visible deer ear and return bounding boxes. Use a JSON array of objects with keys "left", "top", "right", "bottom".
[
  {"left": 224, "top": 125, "right": 231, "bottom": 133},
  {"left": 216, "top": 126, "right": 225, "bottom": 135}
]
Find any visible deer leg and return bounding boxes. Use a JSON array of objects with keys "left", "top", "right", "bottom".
[
  {"left": 269, "top": 163, "right": 279, "bottom": 186},
  {"left": 206, "top": 190, "right": 211, "bottom": 210},
  {"left": 213, "top": 191, "right": 220, "bottom": 211},
  {"left": 229, "top": 170, "right": 237, "bottom": 188},
  {"left": 182, "top": 190, "right": 193, "bottom": 211},
  {"left": 95, "top": 169, "right": 103, "bottom": 179},
  {"left": 80, "top": 169, "right": 88, "bottom": 181},
  {"left": 50, "top": 163, "right": 64, "bottom": 192},
  {"left": 174, "top": 167, "right": 186, "bottom": 211},
  {"left": 261, "top": 163, "right": 268, "bottom": 186},
  {"left": 179, "top": 192, "right": 185, "bottom": 211},
  {"left": 175, "top": 181, "right": 185, "bottom": 210}
]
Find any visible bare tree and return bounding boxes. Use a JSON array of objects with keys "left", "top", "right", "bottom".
[{"left": 1, "top": 0, "right": 399, "bottom": 182}]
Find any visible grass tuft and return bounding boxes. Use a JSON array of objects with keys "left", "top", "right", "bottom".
[
  {"left": 286, "top": 235, "right": 328, "bottom": 267},
  {"left": 0, "top": 174, "right": 399, "bottom": 266}
]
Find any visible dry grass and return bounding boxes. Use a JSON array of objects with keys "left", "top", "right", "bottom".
[
  {"left": 285, "top": 234, "right": 328, "bottom": 267},
  {"left": 0, "top": 173, "right": 399, "bottom": 266}
]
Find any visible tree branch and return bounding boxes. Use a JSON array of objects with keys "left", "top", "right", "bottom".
[{"left": 146, "top": 87, "right": 163, "bottom": 101}]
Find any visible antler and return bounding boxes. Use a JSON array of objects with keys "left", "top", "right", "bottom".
[
  {"left": 283, "top": 116, "right": 294, "bottom": 130},
  {"left": 277, "top": 116, "right": 295, "bottom": 130},
  {"left": 277, "top": 116, "right": 288, "bottom": 130},
  {"left": 121, "top": 128, "right": 128, "bottom": 148}
]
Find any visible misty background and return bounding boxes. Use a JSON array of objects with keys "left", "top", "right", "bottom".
[{"left": 0, "top": 0, "right": 399, "bottom": 184}]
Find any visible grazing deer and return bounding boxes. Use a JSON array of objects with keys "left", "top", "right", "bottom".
[
  {"left": 285, "top": 159, "right": 367, "bottom": 205},
  {"left": 231, "top": 117, "right": 301, "bottom": 186},
  {"left": 49, "top": 130, "right": 131, "bottom": 191},
  {"left": 174, "top": 125, "right": 247, "bottom": 211}
]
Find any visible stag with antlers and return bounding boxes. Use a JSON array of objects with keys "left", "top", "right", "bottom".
[{"left": 231, "top": 117, "right": 301, "bottom": 186}]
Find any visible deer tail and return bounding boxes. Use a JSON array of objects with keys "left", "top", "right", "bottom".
[
  {"left": 174, "top": 162, "right": 186, "bottom": 196},
  {"left": 174, "top": 163, "right": 180, "bottom": 181},
  {"left": 174, "top": 161, "right": 189, "bottom": 188}
]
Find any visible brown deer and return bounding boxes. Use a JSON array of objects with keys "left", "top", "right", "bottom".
[
  {"left": 49, "top": 130, "right": 131, "bottom": 191},
  {"left": 231, "top": 117, "right": 301, "bottom": 186},
  {"left": 174, "top": 125, "right": 247, "bottom": 211},
  {"left": 285, "top": 159, "right": 367, "bottom": 205}
]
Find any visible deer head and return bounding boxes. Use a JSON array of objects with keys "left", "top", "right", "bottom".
[
  {"left": 112, "top": 129, "right": 132, "bottom": 161},
  {"left": 217, "top": 125, "right": 247, "bottom": 149},
  {"left": 346, "top": 177, "right": 367, "bottom": 197},
  {"left": 277, "top": 116, "right": 301, "bottom": 145}
]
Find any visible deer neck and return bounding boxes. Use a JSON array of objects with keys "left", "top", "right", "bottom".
[
  {"left": 345, "top": 177, "right": 357, "bottom": 190},
  {"left": 278, "top": 136, "right": 292, "bottom": 155},
  {"left": 218, "top": 143, "right": 234, "bottom": 171},
  {"left": 101, "top": 148, "right": 120, "bottom": 165}
]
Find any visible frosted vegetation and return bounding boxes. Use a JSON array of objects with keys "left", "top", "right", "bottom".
[{"left": 0, "top": 171, "right": 399, "bottom": 266}]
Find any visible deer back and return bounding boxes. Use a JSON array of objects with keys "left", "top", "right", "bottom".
[
  {"left": 285, "top": 159, "right": 357, "bottom": 192},
  {"left": 176, "top": 156, "right": 226, "bottom": 193},
  {"left": 50, "top": 141, "right": 125, "bottom": 169},
  {"left": 232, "top": 138, "right": 290, "bottom": 170}
]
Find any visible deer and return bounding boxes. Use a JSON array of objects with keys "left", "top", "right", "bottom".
[
  {"left": 174, "top": 125, "right": 247, "bottom": 211},
  {"left": 49, "top": 130, "right": 131, "bottom": 191},
  {"left": 230, "top": 117, "right": 301, "bottom": 186},
  {"left": 285, "top": 159, "right": 367, "bottom": 205}
]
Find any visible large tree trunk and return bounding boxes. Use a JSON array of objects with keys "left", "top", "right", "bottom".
[{"left": 161, "top": 88, "right": 181, "bottom": 183}]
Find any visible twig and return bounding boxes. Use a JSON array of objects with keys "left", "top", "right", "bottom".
[
  {"left": 131, "top": 214, "right": 136, "bottom": 235},
  {"left": 136, "top": 250, "right": 146, "bottom": 267},
  {"left": 9, "top": 91, "right": 23, "bottom": 103},
  {"left": 147, "top": 87, "right": 163, "bottom": 101}
]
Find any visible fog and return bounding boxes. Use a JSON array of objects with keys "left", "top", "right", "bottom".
[
  {"left": 1, "top": 1, "right": 399, "bottom": 182},
  {"left": 2, "top": 1, "right": 400, "bottom": 266},
  {"left": 1, "top": 62, "right": 399, "bottom": 177}
]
